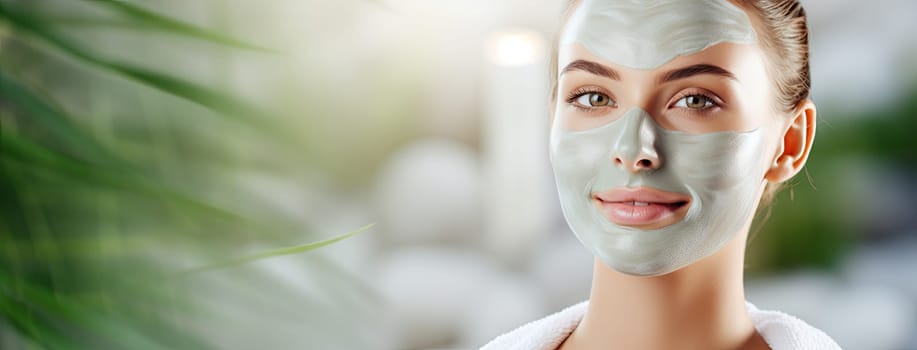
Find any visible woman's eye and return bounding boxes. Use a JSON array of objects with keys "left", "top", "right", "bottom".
[
  {"left": 674, "top": 94, "right": 715, "bottom": 109},
  {"left": 574, "top": 92, "right": 614, "bottom": 107}
]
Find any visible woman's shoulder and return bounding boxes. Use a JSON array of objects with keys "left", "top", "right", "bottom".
[
  {"left": 479, "top": 301, "right": 842, "bottom": 350},
  {"left": 746, "top": 302, "right": 842, "bottom": 350},
  {"left": 479, "top": 301, "right": 587, "bottom": 350}
]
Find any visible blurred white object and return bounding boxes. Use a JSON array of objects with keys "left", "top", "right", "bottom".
[
  {"left": 457, "top": 272, "right": 547, "bottom": 348},
  {"left": 481, "top": 28, "right": 552, "bottom": 265},
  {"left": 373, "top": 139, "right": 481, "bottom": 245},
  {"left": 376, "top": 247, "right": 544, "bottom": 349},
  {"left": 486, "top": 29, "right": 546, "bottom": 67},
  {"left": 805, "top": 0, "right": 917, "bottom": 116},
  {"left": 844, "top": 235, "right": 917, "bottom": 304},
  {"left": 842, "top": 236, "right": 917, "bottom": 350},
  {"left": 529, "top": 230, "right": 594, "bottom": 310},
  {"left": 747, "top": 271, "right": 915, "bottom": 350}
]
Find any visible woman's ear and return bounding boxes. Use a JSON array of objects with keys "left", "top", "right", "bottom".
[{"left": 765, "top": 99, "right": 816, "bottom": 183}]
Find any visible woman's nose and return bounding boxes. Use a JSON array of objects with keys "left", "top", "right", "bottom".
[
  {"left": 614, "top": 154, "right": 659, "bottom": 172},
  {"left": 611, "top": 109, "right": 661, "bottom": 173}
]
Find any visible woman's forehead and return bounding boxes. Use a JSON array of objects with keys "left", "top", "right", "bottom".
[
  {"left": 560, "top": 0, "right": 757, "bottom": 70},
  {"left": 558, "top": 42, "right": 766, "bottom": 82}
]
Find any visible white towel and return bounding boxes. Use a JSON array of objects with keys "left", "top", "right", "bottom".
[{"left": 481, "top": 301, "right": 841, "bottom": 350}]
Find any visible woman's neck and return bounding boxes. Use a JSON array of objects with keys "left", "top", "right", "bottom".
[{"left": 558, "top": 231, "right": 770, "bottom": 350}]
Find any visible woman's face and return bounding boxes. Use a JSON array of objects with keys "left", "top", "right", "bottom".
[{"left": 550, "top": 0, "right": 785, "bottom": 276}]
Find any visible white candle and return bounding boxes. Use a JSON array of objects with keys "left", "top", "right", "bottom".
[{"left": 481, "top": 29, "right": 552, "bottom": 265}]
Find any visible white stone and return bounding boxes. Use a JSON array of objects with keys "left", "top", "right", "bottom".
[
  {"left": 529, "top": 229, "right": 594, "bottom": 310},
  {"left": 747, "top": 271, "right": 915, "bottom": 350},
  {"left": 457, "top": 275, "right": 547, "bottom": 348},
  {"left": 375, "top": 246, "right": 525, "bottom": 349},
  {"left": 373, "top": 139, "right": 481, "bottom": 245}
]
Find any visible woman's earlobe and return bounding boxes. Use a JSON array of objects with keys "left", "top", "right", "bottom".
[{"left": 764, "top": 99, "right": 817, "bottom": 183}]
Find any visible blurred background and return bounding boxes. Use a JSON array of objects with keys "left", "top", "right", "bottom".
[{"left": 1, "top": 0, "right": 915, "bottom": 349}]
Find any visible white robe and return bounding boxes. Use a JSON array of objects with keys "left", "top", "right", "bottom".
[{"left": 481, "top": 301, "right": 841, "bottom": 350}]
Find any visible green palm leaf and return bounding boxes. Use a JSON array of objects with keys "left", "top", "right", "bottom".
[
  {"left": 91, "top": 0, "right": 274, "bottom": 51},
  {"left": 0, "top": 5, "right": 267, "bottom": 121},
  {"left": 1, "top": 1, "right": 371, "bottom": 348}
]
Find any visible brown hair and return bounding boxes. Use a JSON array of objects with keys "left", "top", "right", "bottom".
[
  {"left": 551, "top": 0, "right": 812, "bottom": 204},
  {"left": 735, "top": 0, "right": 811, "bottom": 113},
  {"left": 734, "top": 0, "right": 811, "bottom": 204}
]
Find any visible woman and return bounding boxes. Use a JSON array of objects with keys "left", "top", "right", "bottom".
[{"left": 483, "top": 0, "right": 841, "bottom": 349}]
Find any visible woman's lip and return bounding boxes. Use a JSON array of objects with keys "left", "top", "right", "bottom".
[
  {"left": 592, "top": 187, "right": 691, "bottom": 228},
  {"left": 593, "top": 187, "right": 690, "bottom": 205}
]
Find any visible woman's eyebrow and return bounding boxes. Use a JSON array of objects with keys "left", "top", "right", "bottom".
[
  {"left": 561, "top": 59, "right": 621, "bottom": 80},
  {"left": 660, "top": 64, "right": 737, "bottom": 83}
]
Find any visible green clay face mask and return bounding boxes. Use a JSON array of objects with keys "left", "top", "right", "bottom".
[
  {"left": 552, "top": 0, "right": 765, "bottom": 276},
  {"left": 551, "top": 109, "right": 768, "bottom": 276},
  {"left": 560, "top": 0, "right": 757, "bottom": 70}
]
